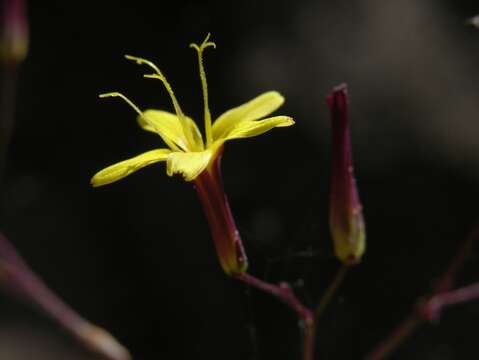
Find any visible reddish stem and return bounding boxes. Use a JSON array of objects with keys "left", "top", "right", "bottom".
[
  {"left": 366, "top": 224, "right": 479, "bottom": 359},
  {"left": 0, "top": 232, "right": 130, "bottom": 360},
  {"left": 236, "top": 273, "right": 315, "bottom": 360},
  {"left": 434, "top": 225, "right": 479, "bottom": 293},
  {"left": 365, "top": 315, "right": 419, "bottom": 360},
  {"left": 422, "top": 281, "right": 479, "bottom": 322},
  {"left": 302, "top": 320, "right": 316, "bottom": 360}
]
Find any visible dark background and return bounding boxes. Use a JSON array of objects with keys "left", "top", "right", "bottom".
[{"left": 1, "top": 0, "right": 479, "bottom": 359}]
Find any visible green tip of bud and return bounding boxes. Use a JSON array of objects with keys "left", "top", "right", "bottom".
[{"left": 327, "top": 84, "right": 366, "bottom": 265}]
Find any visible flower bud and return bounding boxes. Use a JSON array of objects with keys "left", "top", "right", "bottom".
[
  {"left": 0, "top": 0, "right": 28, "bottom": 65},
  {"left": 327, "top": 84, "right": 365, "bottom": 264}
]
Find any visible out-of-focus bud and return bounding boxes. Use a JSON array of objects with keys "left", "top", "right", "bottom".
[
  {"left": 193, "top": 146, "right": 248, "bottom": 275},
  {"left": 467, "top": 15, "right": 479, "bottom": 29},
  {"left": 0, "top": 232, "right": 131, "bottom": 360},
  {"left": 0, "top": 0, "right": 28, "bottom": 65},
  {"left": 327, "top": 84, "right": 365, "bottom": 265}
]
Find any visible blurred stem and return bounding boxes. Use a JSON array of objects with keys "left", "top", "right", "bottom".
[
  {"left": 365, "top": 224, "right": 479, "bottom": 359},
  {"left": 235, "top": 273, "right": 315, "bottom": 360},
  {"left": 0, "top": 232, "right": 131, "bottom": 360},
  {"left": 433, "top": 224, "right": 479, "bottom": 293},
  {"left": 0, "top": 64, "right": 17, "bottom": 187},
  {"left": 365, "top": 315, "right": 420, "bottom": 360},
  {"left": 423, "top": 281, "right": 479, "bottom": 321},
  {"left": 302, "top": 318, "right": 316, "bottom": 360},
  {"left": 315, "top": 264, "right": 348, "bottom": 318}
]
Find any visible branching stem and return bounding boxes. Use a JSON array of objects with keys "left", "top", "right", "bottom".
[{"left": 236, "top": 272, "right": 316, "bottom": 360}]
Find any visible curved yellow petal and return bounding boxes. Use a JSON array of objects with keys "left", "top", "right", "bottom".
[
  {"left": 223, "top": 116, "right": 294, "bottom": 141},
  {"left": 139, "top": 110, "right": 204, "bottom": 152},
  {"left": 212, "top": 91, "right": 285, "bottom": 140},
  {"left": 184, "top": 116, "right": 205, "bottom": 151},
  {"left": 91, "top": 149, "right": 171, "bottom": 187},
  {"left": 166, "top": 150, "right": 213, "bottom": 181}
]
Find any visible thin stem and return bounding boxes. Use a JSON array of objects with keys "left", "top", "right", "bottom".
[
  {"left": 315, "top": 264, "right": 348, "bottom": 318},
  {"left": 0, "top": 232, "right": 130, "bottom": 360},
  {"left": 365, "top": 224, "right": 479, "bottom": 359},
  {"left": 434, "top": 224, "right": 479, "bottom": 293},
  {"left": 423, "top": 281, "right": 479, "bottom": 322},
  {"left": 235, "top": 273, "right": 315, "bottom": 360},
  {"left": 365, "top": 315, "right": 420, "bottom": 360},
  {"left": 236, "top": 273, "right": 312, "bottom": 320},
  {"left": 302, "top": 318, "right": 316, "bottom": 360},
  {"left": 372, "top": 282, "right": 479, "bottom": 359}
]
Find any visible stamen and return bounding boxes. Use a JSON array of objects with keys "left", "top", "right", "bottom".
[
  {"left": 189, "top": 33, "right": 216, "bottom": 147},
  {"left": 99, "top": 92, "right": 142, "bottom": 115},
  {"left": 124, "top": 55, "right": 194, "bottom": 148}
]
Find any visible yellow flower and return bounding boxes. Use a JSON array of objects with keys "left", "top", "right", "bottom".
[{"left": 91, "top": 34, "right": 294, "bottom": 186}]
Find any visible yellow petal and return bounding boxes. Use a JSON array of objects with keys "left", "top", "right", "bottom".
[
  {"left": 91, "top": 149, "right": 171, "bottom": 187},
  {"left": 223, "top": 116, "right": 294, "bottom": 141},
  {"left": 212, "top": 91, "right": 285, "bottom": 140},
  {"left": 184, "top": 115, "right": 205, "bottom": 151},
  {"left": 139, "top": 110, "right": 204, "bottom": 152},
  {"left": 166, "top": 150, "right": 213, "bottom": 181}
]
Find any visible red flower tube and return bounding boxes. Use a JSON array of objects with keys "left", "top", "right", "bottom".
[{"left": 193, "top": 147, "right": 248, "bottom": 275}]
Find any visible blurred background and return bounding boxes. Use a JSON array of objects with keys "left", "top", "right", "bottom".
[{"left": 1, "top": 0, "right": 479, "bottom": 359}]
